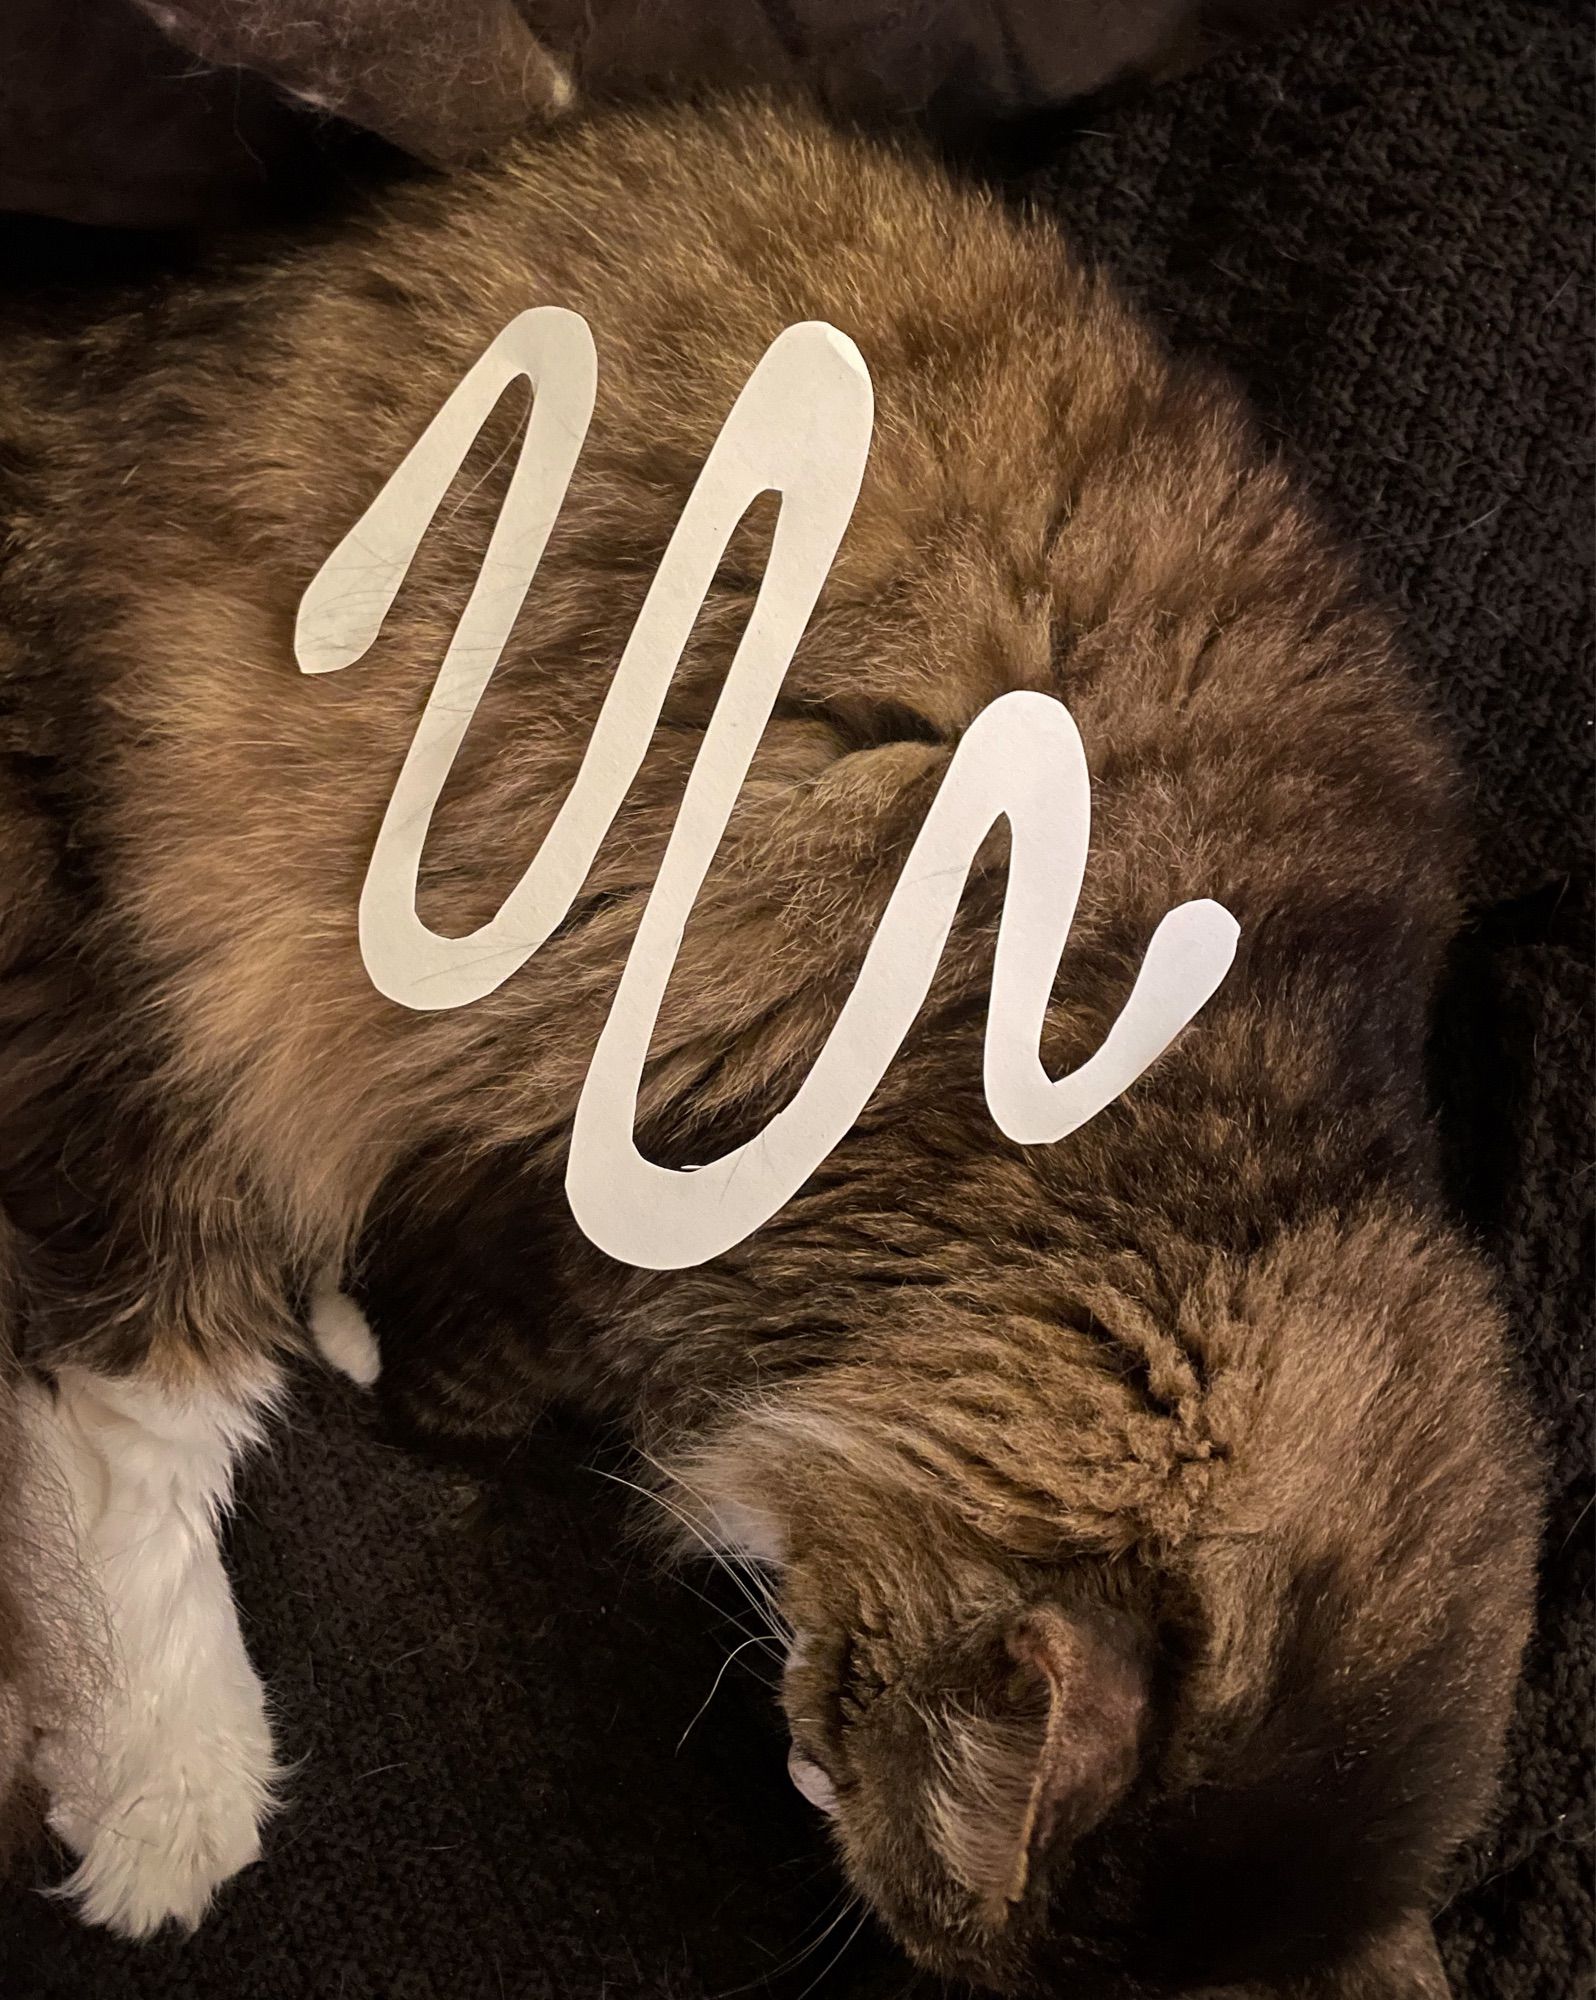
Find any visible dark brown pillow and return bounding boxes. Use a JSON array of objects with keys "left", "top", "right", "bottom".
[{"left": 0, "top": 0, "right": 1343, "bottom": 230}]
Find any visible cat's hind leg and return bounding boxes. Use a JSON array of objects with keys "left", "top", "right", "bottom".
[{"left": 22, "top": 1356, "right": 283, "bottom": 1937}]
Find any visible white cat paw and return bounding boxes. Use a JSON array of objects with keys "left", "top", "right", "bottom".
[
  {"left": 21, "top": 1361, "right": 285, "bottom": 1939},
  {"left": 41, "top": 1698, "right": 277, "bottom": 1938},
  {"left": 308, "top": 1276, "right": 381, "bottom": 1388}
]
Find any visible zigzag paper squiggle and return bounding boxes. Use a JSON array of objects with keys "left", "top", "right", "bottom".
[{"left": 296, "top": 311, "right": 1239, "bottom": 1270}]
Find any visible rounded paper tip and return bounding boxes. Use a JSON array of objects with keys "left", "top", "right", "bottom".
[{"left": 294, "top": 605, "right": 363, "bottom": 677}]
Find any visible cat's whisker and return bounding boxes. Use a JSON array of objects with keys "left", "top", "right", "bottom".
[
  {"left": 657, "top": 1565, "right": 788, "bottom": 1668},
  {"left": 613, "top": 1474, "right": 782, "bottom": 1638},
  {"left": 593, "top": 1464, "right": 791, "bottom": 1656},
  {"left": 638, "top": 1468, "right": 794, "bottom": 1650},
  {"left": 792, "top": 1900, "right": 871, "bottom": 2000},
  {"left": 641, "top": 1449, "right": 794, "bottom": 1643},
  {"left": 676, "top": 1634, "right": 772, "bottom": 1752},
  {"left": 716, "top": 1549, "right": 791, "bottom": 1647},
  {"left": 714, "top": 1886, "right": 860, "bottom": 1998},
  {"left": 612, "top": 1507, "right": 788, "bottom": 1663}
]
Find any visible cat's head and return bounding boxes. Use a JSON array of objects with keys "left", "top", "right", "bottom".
[{"left": 670, "top": 1208, "right": 1539, "bottom": 1997}]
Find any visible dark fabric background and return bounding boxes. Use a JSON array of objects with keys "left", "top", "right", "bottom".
[{"left": 2, "top": 1, "right": 1590, "bottom": 1994}]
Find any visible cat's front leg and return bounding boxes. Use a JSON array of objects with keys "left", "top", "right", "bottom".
[{"left": 22, "top": 1359, "right": 283, "bottom": 1937}]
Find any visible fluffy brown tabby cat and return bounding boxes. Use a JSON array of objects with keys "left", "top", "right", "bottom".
[{"left": 0, "top": 98, "right": 1540, "bottom": 1996}]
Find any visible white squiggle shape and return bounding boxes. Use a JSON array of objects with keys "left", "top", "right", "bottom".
[
  {"left": 297, "top": 307, "right": 602, "bottom": 1006},
  {"left": 296, "top": 310, "right": 1239, "bottom": 1271}
]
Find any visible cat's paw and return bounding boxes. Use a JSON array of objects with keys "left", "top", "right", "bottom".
[
  {"left": 308, "top": 1276, "right": 381, "bottom": 1388},
  {"left": 40, "top": 1685, "right": 277, "bottom": 1938}
]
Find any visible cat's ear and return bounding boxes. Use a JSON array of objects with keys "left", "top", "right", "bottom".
[{"left": 928, "top": 1604, "right": 1148, "bottom": 1922}]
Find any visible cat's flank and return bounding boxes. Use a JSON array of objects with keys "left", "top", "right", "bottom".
[{"left": 0, "top": 101, "right": 1538, "bottom": 1996}]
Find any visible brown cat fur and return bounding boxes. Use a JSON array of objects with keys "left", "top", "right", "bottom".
[{"left": 0, "top": 99, "right": 1540, "bottom": 1994}]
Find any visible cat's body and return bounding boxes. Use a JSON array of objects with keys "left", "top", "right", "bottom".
[{"left": 0, "top": 101, "right": 1538, "bottom": 1995}]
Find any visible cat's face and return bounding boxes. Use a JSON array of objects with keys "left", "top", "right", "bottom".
[
  {"left": 676, "top": 1215, "right": 1539, "bottom": 1998},
  {"left": 766, "top": 1502, "right": 1476, "bottom": 1999},
  {"left": 776, "top": 1537, "right": 1146, "bottom": 1994}
]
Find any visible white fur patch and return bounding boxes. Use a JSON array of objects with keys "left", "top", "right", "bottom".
[
  {"left": 537, "top": 58, "right": 577, "bottom": 117},
  {"left": 24, "top": 1363, "right": 282, "bottom": 1938},
  {"left": 703, "top": 1495, "right": 786, "bottom": 1568},
  {"left": 307, "top": 1276, "right": 381, "bottom": 1387}
]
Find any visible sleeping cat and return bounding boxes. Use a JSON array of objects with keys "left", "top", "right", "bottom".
[{"left": 0, "top": 98, "right": 1539, "bottom": 1995}]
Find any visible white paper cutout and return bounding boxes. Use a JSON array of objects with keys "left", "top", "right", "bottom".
[
  {"left": 298, "top": 307, "right": 600, "bottom": 1007},
  {"left": 297, "top": 311, "right": 1240, "bottom": 1271}
]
